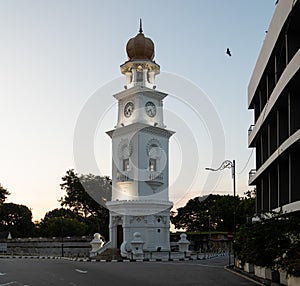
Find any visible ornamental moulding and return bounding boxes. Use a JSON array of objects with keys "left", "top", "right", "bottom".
[{"left": 106, "top": 122, "right": 174, "bottom": 138}]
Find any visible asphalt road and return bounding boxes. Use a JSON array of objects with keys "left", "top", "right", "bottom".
[{"left": 0, "top": 256, "right": 259, "bottom": 286}]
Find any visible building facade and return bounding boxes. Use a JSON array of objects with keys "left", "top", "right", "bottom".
[
  {"left": 248, "top": 0, "right": 300, "bottom": 214},
  {"left": 106, "top": 23, "right": 174, "bottom": 255}
]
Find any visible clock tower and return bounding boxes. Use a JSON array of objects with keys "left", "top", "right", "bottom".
[{"left": 106, "top": 21, "right": 174, "bottom": 255}]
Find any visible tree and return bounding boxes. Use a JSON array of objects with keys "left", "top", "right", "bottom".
[
  {"left": 59, "top": 169, "right": 111, "bottom": 239},
  {"left": 236, "top": 190, "right": 256, "bottom": 227},
  {"left": 38, "top": 216, "right": 87, "bottom": 237},
  {"left": 0, "top": 184, "right": 10, "bottom": 204},
  {"left": 37, "top": 207, "right": 88, "bottom": 237},
  {"left": 0, "top": 203, "right": 35, "bottom": 237},
  {"left": 171, "top": 193, "right": 255, "bottom": 232},
  {"left": 43, "top": 208, "right": 82, "bottom": 221},
  {"left": 233, "top": 212, "right": 300, "bottom": 277},
  {"left": 171, "top": 195, "right": 214, "bottom": 232}
]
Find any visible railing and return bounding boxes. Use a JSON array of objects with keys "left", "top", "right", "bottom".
[
  {"left": 149, "top": 172, "right": 163, "bottom": 181},
  {"left": 128, "top": 249, "right": 228, "bottom": 261},
  {"left": 249, "top": 169, "right": 256, "bottom": 181},
  {"left": 116, "top": 171, "right": 132, "bottom": 182},
  {"left": 248, "top": 124, "right": 255, "bottom": 137},
  {"left": 90, "top": 241, "right": 112, "bottom": 257},
  {"left": 116, "top": 172, "right": 163, "bottom": 183}
]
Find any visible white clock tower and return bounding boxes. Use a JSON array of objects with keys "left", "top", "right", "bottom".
[{"left": 106, "top": 22, "right": 174, "bottom": 255}]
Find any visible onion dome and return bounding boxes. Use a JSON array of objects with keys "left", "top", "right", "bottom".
[{"left": 126, "top": 20, "right": 155, "bottom": 61}]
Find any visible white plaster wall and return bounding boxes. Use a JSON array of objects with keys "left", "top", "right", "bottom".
[{"left": 248, "top": 0, "right": 296, "bottom": 106}]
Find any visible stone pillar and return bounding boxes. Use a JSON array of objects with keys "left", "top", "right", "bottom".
[
  {"left": 131, "top": 232, "right": 145, "bottom": 258},
  {"left": 90, "top": 233, "right": 104, "bottom": 254},
  {"left": 178, "top": 233, "right": 190, "bottom": 256}
]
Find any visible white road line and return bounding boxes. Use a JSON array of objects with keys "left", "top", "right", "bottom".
[
  {"left": 75, "top": 269, "right": 87, "bottom": 274},
  {"left": 0, "top": 273, "right": 6, "bottom": 276},
  {"left": 0, "top": 282, "right": 18, "bottom": 286}
]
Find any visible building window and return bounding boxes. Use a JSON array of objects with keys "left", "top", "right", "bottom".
[
  {"left": 149, "top": 158, "right": 157, "bottom": 172},
  {"left": 123, "top": 159, "right": 130, "bottom": 171}
]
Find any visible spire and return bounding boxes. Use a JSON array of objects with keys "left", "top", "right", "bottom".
[
  {"left": 139, "top": 18, "right": 143, "bottom": 33},
  {"left": 125, "top": 19, "right": 155, "bottom": 61}
]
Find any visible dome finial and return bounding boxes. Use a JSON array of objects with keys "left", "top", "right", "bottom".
[
  {"left": 126, "top": 19, "right": 155, "bottom": 61},
  {"left": 139, "top": 18, "right": 143, "bottom": 33}
]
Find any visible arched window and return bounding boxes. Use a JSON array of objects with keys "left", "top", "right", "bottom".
[{"left": 149, "top": 144, "right": 161, "bottom": 172}]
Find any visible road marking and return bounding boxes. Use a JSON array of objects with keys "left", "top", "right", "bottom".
[
  {"left": 75, "top": 269, "right": 87, "bottom": 274},
  {"left": 0, "top": 273, "right": 6, "bottom": 276},
  {"left": 0, "top": 282, "right": 18, "bottom": 286}
]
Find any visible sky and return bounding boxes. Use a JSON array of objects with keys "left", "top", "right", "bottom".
[{"left": 0, "top": 0, "right": 277, "bottom": 221}]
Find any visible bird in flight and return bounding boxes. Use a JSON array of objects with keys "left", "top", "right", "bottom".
[{"left": 226, "top": 48, "right": 232, "bottom": 56}]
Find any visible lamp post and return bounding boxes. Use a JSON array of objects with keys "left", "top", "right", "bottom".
[
  {"left": 205, "top": 160, "right": 236, "bottom": 266},
  {"left": 61, "top": 215, "right": 64, "bottom": 258},
  {"left": 208, "top": 215, "right": 211, "bottom": 251}
]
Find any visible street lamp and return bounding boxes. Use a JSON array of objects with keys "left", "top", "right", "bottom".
[
  {"left": 205, "top": 160, "right": 236, "bottom": 266},
  {"left": 61, "top": 214, "right": 64, "bottom": 258}
]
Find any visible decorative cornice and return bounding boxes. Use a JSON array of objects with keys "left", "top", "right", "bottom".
[
  {"left": 106, "top": 200, "right": 173, "bottom": 216},
  {"left": 120, "top": 60, "right": 160, "bottom": 75},
  {"left": 113, "top": 85, "right": 167, "bottom": 101},
  {"left": 106, "top": 122, "right": 175, "bottom": 138},
  {"left": 142, "top": 125, "right": 175, "bottom": 138}
]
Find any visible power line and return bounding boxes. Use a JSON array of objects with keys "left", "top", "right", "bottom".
[{"left": 237, "top": 149, "right": 254, "bottom": 175}]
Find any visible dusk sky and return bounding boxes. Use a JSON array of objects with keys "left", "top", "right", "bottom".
[{"left": 0, "top": 1, "right": 276, "bottom": 220}]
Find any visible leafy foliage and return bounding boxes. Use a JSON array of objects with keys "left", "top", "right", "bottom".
[
  {"left": 0, "top": 184, "right": 10, "bottom": 204},
  {"left": 38, "top": 216, "right": 88, "bottom": 237},
  {"left": 43, "top": 208, "right": 81, "bottom": 221},
  {"left": 275, "top": 231, "right": 300, "bottom": 277},
  {"left": 59, "top": 169, "right": 111, "bottom": 239},
  {"left": 171, "top": 193, "right": 255, "bottom": 232},
  {"left": 37, "top": 207, "right": 107, "bottom": 238},
  {"left": 233, "top": 212, "right": 300, "bottom": 276},
  {"left": 0, "top": 203, "right": 35, "bottom": 237}
]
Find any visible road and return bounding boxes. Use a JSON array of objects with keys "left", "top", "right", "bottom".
[{"left": 0, "top": 256, "right": 259, "bottom": 286}]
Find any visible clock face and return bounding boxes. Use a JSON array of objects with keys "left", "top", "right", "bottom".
[
  {"left": 145, "top": 101, "right": 156, "bottom": 117},
  {"left": 124, "top": 102, "right": 134, "bottom": 118}
]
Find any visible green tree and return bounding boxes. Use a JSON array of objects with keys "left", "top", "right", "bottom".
[
  {"left": 0, "top": 183, "right": 10, "bottom": 204},
  {"left": 59, "top": 169, "right": 111, "bottom": 239},
  {"left": 38, "top": 216, "right": 87, "bottom": 237},
  {"left": 233, "top": 212, "right": 300, "bottom": 276},
  {"left": 0, "top": 203, "right": 35, "bottom": 237},
  {"left": 37, "top": 208, "right": 89, "bottom": 237},
  {"left": 171, "top": 193, "right": 255, "bottom": 232},
  {"left": 43, "top": 208, "right": 82, "bottom": 221},
  {"left": 236, "top": 190, "right": 256, "bottom": 227}
]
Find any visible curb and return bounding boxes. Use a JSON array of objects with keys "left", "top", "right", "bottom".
[
  {"left": 224, "top": 266, "right": 265, "bottom": 286},
  {"left": 0, "top": 253, "right": 227, "bottom": 263}
]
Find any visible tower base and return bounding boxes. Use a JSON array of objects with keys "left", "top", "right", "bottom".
[{"left": 106, "top": 200, "right": 173, "bottom": 253}]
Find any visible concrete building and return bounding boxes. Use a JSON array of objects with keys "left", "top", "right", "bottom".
[
  {"left": 105, "top": 22, "right": 174, "bottom": 257},
  {"left": 248, "top": 0, "right": 300, "bottom": 214}
]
